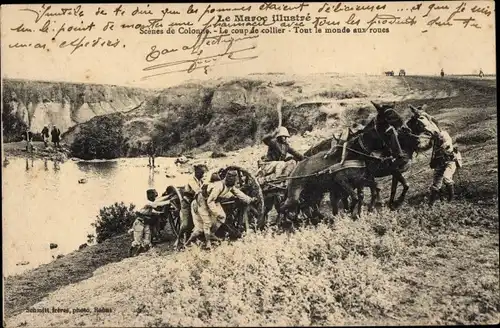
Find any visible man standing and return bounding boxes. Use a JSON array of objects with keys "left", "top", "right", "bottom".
[
  {"left": 129, "top": 189, "right": 172, "bottom": 256},
  {"left": 186, "top": 170, "right": 255, "bottom": 248},
  {"left": 24, "top": 128, "right": 33, "bottom": 153},
  {"left": 429, "top": 130, "right": 462, "bottom": 206},
  {"left": 258, "top": 126, "right": 305, "bottom": 183},
  {"left": 174, "top": 164, "right": 208, "bottom": 248},
  {"left": 41, "top": 125, "right": 50, "bottom": 148},
  {"left": 51, "top": 126, "right": 61, "bottom": 148},
  {"left": 146, "top": 140, "right": 156, "bottom": 168}
]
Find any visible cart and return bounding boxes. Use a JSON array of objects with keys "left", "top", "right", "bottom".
[{"left": 159, "top": 165, "right": 266, "bottom": 241}]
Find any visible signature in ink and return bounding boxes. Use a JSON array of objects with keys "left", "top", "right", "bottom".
[
  {"left": 141, "top": 44, "right": 258, "bottom": 80},
  {"left": 144, "top": 15, "right": 260, "bottom": 64},
  {"left": 145, "top": 32, "right": 259, "bottom": 63}
]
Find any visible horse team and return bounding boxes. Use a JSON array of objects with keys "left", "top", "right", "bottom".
[{"left": 268, "top": 101, "right": 461, "bottom": 225}]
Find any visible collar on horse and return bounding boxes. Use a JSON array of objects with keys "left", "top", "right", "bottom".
[{"left": 345, "top": 116, "right": 407, "bottom": 161}]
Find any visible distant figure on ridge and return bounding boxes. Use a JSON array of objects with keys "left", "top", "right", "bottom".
[
  {"left": 479, "top": 68, "right": 484, "bottom": 78},
  {"left": 440, "top": 68, "right": 445, "bottom": 78}
]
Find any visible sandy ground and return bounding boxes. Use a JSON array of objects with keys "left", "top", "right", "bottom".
[{"left": 2, "top": 141, "right": 70, "bottom": 162}]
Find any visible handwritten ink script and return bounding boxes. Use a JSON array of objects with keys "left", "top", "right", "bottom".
[{"left": 3, "top": 2, "right": 494, "bottom": 80}]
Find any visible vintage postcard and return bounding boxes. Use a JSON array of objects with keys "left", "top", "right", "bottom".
[{"left": 1, "top": 1, "right": 497, "bottom": 327}]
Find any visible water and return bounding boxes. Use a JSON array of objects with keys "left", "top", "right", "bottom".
[{"left": 2, "top": 156, "right": 192, "bottom": 277}]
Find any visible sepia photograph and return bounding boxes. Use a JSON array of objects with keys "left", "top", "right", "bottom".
[{"left": 1, "top": 1, "right": 498, "bottom": 327}]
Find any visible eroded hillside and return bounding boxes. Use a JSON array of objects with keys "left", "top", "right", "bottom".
[{"left": 1, "top": 79, "right": 154, "bottom": 142}]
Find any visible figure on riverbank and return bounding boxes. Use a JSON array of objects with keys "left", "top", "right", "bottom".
[
  {"left": 174, "top": 164, "right": 208, "bottom": 249},
  {"left": 51, "top": 126, "right": 61, "bottom": 148},
  {"left": 129, "top": 189, "right": 172, "bottom": 257},
  {"left": 24, "top": 128, "right": 33, "bottom": 153},
  {"left": 41, "top": 125, "right": 50, "bottom": 148},
  {"left": 186, "top": 170, "right": 255, "bottom": 248},
  {"left": 257, "top": 126, "right": 305, "bottom": 183},
  {"left": 146, "top": 140, "right": 156, "bottom": 168},
  {"left": 429, "top": 130, "right": 462, "bottom": 206}
]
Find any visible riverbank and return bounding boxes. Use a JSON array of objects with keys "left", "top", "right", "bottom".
[{"left": 2, "top": 141, "right": 71, "bottom": 162}]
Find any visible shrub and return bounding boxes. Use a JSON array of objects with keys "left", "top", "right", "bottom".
[
  {"left": 216, "top": 112, "right": 257, "bottom": 148},
  {"left": 91, "top": 202, "right": 137, "bottom": 243},
  {"left": 456, "top": 128, "right": 496, "bottom": 145},
  {"left": 184, "top": 126, "right": 211, "bottom": 149},
  {"left": 70, "top": 114, "right": 125, "bottom": 160},
  {"left": 317, "top": 90, "right": 367, "bottom": 99}
]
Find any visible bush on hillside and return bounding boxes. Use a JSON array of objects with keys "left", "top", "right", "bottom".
[
  {"left": 91, "top": 202, "right": 137, "bottom": 243},
  {"left": 152, "top": 100, "right": 215, "bottom": 154},
  {"left": 456, "top": 128, "right": 496, "bottom": 145},
  {"left": 216, "top": 111, "right": 258, "bottom": 150},
  {"left": 317, "top": 90, "right": 368, "bottom": 99},
  {"left": 70, "top": 114, "right": 126, "bottom": 160},
  {"left": 183, "top": 126, "right": 211, "bottom": 150}
]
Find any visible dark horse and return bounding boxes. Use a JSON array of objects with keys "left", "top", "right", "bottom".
[
  {"left": 309, "top": 108, "right": 437, "bottom": 214},
  {"left": 328, "top": 112, "right": 437, "bottom": 214},
  {"left": 280, "top": 101, "right": 408, "bottom": 220}
]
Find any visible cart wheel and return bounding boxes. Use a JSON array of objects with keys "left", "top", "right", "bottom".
[
  {"left": 162, "top": 185, "right": 183, "bottom": 238},
  {"left": 218, "top": 165, "right": 265, "bottom": 235}
]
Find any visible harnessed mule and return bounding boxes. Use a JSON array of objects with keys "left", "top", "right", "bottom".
[
  {"left": 280, "top": 101, "right": 408, "bottom": 221},
  {"left": 328, "top": 106, "right": 440, "bottom": 214}
]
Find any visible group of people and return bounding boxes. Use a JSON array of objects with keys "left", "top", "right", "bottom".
[
  {"left": 129, "top": 103, "right": 463, "bottom": 254},
  {"left": 24, "top": 125, "right": 61, "bottom": 152},
  {"left": 41, "top": 125, "right": 62, "bottom": 148},
  {"left": 129, "top": 164, "right": 258, "bottom": 255}
]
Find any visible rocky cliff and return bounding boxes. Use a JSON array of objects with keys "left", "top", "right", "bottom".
[{"left": 2, "top": 79, "right": 154, "bottom": 141}]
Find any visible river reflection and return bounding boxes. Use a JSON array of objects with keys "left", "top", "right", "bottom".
[{"left": 2, "top": 156, "right": 191, "bottom": 277}]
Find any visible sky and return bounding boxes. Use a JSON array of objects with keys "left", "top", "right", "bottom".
[{"left": 1, "top": 2, "right": 496, "bottom": 89}]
